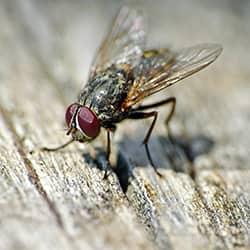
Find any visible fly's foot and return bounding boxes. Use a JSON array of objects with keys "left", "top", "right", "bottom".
[
  {"left": 155, "top": 169, "right": 163, "bottom": 178},
  {"left": 103, "top": 168, "right": 111, "bottom": 179},
  {"left": 143, "top": 141, "right": 164, "bottom": 177}
]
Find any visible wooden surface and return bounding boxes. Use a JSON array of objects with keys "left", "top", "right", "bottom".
[{"left": 0, "top": 1, "right": 250, "bottom": 250}]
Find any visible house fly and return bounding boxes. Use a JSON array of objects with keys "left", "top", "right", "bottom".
[{"left": 43, "top": 6, "right": 222, "bottom": 177}]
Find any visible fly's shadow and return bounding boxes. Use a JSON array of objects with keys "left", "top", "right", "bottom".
[
  {"left": 117, "top": 132, "right": 215, "bottom": 188},
  {"left": 82, "top": 134, "right": 214, "bottom": 193},
  {"left": 166, "top": 135, "right": 215, "bottom": 163},
  {"left": 82, "top": 147, "right": 132, "bottom": 193},
  {"left": 83, "top": 147, "right": 110, "bottom": 172}
]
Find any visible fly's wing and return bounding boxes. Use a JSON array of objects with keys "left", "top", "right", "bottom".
[
  {"left": 88, "top": 6, "right": 145, "bottom": 80},
  {"left": 124, "top": 44, "right": 222, "bottom": 108}
]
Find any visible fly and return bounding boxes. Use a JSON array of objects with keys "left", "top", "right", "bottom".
[{"left": 43, "top": 6, "right": 222, "bottom": 177}]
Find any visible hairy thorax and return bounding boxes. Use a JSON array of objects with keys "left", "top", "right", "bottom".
[{"left": 78, "top": 65, "right": 134, "bottom": 128}]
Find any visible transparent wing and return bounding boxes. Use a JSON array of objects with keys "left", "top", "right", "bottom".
[
  {"left": 89, "top": 6, "right": 145, "bottom": 80},
  {"left": 124, "top": 43, "right": 222, "bottom": 107}
]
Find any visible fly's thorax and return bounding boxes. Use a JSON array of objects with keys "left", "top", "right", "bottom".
[{"left": 78, "top": 65, "right": 134, "bottom": 123}]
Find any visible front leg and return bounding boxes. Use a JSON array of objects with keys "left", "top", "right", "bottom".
[
  {"left": 103, "top": 127, "right": 115, "bottom": 179},
  {"left": 106, "top": 129, "right": 111, "bottom": 162}
]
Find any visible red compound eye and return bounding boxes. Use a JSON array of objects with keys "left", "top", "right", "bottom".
[
  {"left": 65, "top": 103, "right": 78, "bottom": 127},
  {"left": 77, "top": 107, "right": 100, "bottom": 138}
]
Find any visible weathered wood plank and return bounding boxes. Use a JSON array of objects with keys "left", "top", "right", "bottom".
[
  {"left": 0, "top": 1, "right": 154, "bottom": 250},
  {"left": 0, "top": 108, "right": 75, "bottom": 250},
  {"left": 0, "top": 0, "right": 250, "bottom": 250}
]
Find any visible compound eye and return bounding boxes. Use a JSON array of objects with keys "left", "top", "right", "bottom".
[
  {"left": 77, "top": 107, "right": 100, "bottom": 138},
  {"left": 65, "top": 103, "right": 78, "bottom": 127}
]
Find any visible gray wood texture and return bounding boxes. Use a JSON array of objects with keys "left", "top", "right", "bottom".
[{"left": 0, "top": 1, "right": 250, "bottom": 249}]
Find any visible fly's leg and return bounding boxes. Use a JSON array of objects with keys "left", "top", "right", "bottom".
[
  {"left": 128, "top": 111, "right": 162, "bottom": 177},
  {"left": 103, "top": 130, "right": 111, "bottom": 179},
  {"left": 103, "top": 125, "right": 116, "bottom": 179},
  {"left": 41, "top": 139, "right": 74, "bottom": 152},
  {"left": 106, "top": 130, "right": 111, "bottom": 160},
  {"left": 164, "top": 97, "right": 176, "bottom": 142},
  {"left": 136, "top": 97, "right": 176, "bottom": 142}
]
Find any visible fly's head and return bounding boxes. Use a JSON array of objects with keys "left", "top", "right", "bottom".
[{"left": 65, "top": 103, "right": 100, "bottom": 142}]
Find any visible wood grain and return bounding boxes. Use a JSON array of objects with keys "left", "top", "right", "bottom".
[{"left": 0, "top": 0, "right": 250, "bottom": 250}]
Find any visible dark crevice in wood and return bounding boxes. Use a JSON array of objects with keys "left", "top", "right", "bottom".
[{"left": 0, "top": 105, "right": 65, "bottom": 230}]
